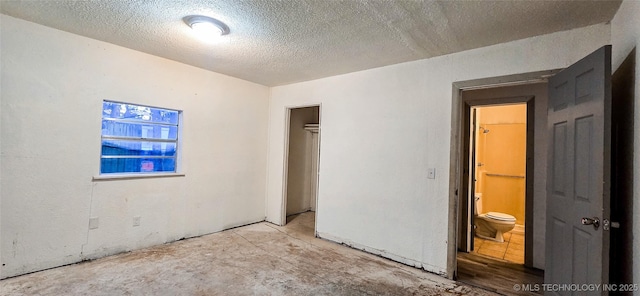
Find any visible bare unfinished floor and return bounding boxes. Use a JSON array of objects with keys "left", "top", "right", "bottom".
[{"left": 1, "top": 212, "right": 495, "bottom": 295}]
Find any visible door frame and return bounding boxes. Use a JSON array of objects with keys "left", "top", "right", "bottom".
[
  {"left": 447, "top": 70, "right": 560, "bottom": 279},
  {"left": 281, "top": 104, "right": 322, "bottom": 231},
  {"left": 305, "top": 128, "right": 320, "bottom": 213}
]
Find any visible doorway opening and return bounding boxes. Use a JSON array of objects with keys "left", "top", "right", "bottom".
[
  {"left": 451, "top": 80, "right": 550, "bottom": 293},
  {"left": 450, "top": 46, "right": 623, "bottom": 291},
  {"left": 469, "top": 104, "right": 527, "bottom": 263},
  {"left": 283, "top": 106, "right": 320, "bottom": 236}
]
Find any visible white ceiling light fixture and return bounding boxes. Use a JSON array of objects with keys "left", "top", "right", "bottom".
[{"left": 183, "top": 15, "right": 229, "bottom": 42}]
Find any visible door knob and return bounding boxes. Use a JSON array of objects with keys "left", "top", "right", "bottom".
[{"left": 581, "top": 217, "right": 600, "bottom": 230}]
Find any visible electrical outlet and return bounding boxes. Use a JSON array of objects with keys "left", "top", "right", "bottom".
[
  {"left": 133, "top": 216, "right": 141, "bottom": 227},
  {"left": 88, "top": 217, "right": 99, "bottom": 229},
  {"left": 427, "top": 168, "right": 436, "bottom": 179}
]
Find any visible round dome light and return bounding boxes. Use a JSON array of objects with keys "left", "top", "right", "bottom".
[{"left": 183, "top": 15, "right": 229, "bottom": 42}]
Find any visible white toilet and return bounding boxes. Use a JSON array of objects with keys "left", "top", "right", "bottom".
[{"left": 474, "top": 193, "right": 516, "bottom": 243}]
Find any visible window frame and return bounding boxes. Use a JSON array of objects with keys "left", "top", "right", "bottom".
[{"left": 97, "top": 100, "right": 183, "bottom": 177}]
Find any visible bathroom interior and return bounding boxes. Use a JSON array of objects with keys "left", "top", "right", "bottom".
[{"left": 472, "top": 103, "right": 527, "bottom": 264}]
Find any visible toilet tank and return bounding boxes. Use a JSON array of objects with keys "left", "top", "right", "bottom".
[{"left": 474, "top": 193, "right": 482, "bottom": 215}]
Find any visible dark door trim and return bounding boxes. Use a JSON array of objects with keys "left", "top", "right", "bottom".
[{"left": 448, "top": 70, "right": 561, "bottom": 279}]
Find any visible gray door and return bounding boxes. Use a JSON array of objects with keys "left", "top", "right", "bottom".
[{"left": 545, "top": 45, "right": 611, "bottom": 294}]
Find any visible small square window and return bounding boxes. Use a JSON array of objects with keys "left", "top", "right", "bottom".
[{"left": 100, "top": 101, "right": 180, "bottom": 174}]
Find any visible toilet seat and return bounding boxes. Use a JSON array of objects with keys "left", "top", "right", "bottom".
[{"left": 486, "top": 212, "right": 516, "bottom": 222}]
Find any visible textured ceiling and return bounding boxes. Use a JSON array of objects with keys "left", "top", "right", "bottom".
[{"left": 0, "top": 0, "right": 622, "bottom": 86}]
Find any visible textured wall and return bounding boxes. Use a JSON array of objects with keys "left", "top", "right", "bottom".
[
  {"left": 2, "top": 3, "right": 634, "bottom": 281},
  {"left": 267, "top": 23, "right": 610, "bottom": 276},
  {"left": 0, "top": 15, "right": 269, "bottom": 278}
]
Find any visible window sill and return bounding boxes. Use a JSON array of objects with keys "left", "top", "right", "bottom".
[{"left": 92, "top": 173, "right": 185, "bottom": 181}]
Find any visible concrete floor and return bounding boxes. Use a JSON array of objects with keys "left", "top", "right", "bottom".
[{"left": 1, "top": 212, "right": 495, "bottom": 295}]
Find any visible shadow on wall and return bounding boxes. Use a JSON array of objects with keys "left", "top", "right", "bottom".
[{"left": 610, "top": 47, "right": 635, "bottom": 286}]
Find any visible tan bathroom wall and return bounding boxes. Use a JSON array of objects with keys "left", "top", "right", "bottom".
[{"left": 475, "top": 105, "right": 527, "bottom": 224}]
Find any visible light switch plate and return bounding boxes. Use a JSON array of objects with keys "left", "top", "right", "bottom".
[
  {"left": 428, "top": 168, "right": 436, "bottom": 179},
  {"left": 133, "top": 216, "right": 141, "bottom": 227},
  {"left": 89, "top": 217, "right": 99, "bottom": 229}
]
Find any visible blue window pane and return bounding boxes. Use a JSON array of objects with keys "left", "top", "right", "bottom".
[
  {"left": 102, "top": 101, "right": 179, "bottom": 124},
  {"left": 102, "top": 120, "right": 178, "bottom": 140},
  {"left": 102, "top": 140, "right": 176, "bottom": 157},
  {"left": 101, "top": 158, "right": 176, "bottom": 174},
  {"left": 101, "top": 101, "right": 179, "bottom": 175}
]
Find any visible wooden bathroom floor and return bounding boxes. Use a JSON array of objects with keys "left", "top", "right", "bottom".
[
  {"left": 456, "top": 252, "right": 543, "bottom": 295},
  {"left": 473, "top": 229, "right": 524, "bottom": 264},
  {"left": 455, "top": 228, "right": 541, "bottom": 295}
]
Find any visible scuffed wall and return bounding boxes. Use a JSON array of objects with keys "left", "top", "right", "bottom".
[
  {"left": 267, "top": 23, "right": 610, "bottom": 275},
  {"left": 0, "top": 15, "right": 269, "bottom": 278}
]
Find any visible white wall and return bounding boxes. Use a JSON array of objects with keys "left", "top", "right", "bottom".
[
  {"left": 611, "top": 0, "right": 640, "bottom": 288},
  {"left": 2, "top": 4, "right": 633, "bottom": 281},
  {"left": 0, "top": 15, "right": 269, "bottom": 278},
  {"left": 267, "top": 23, "right": 610, "bottom": 275}
]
